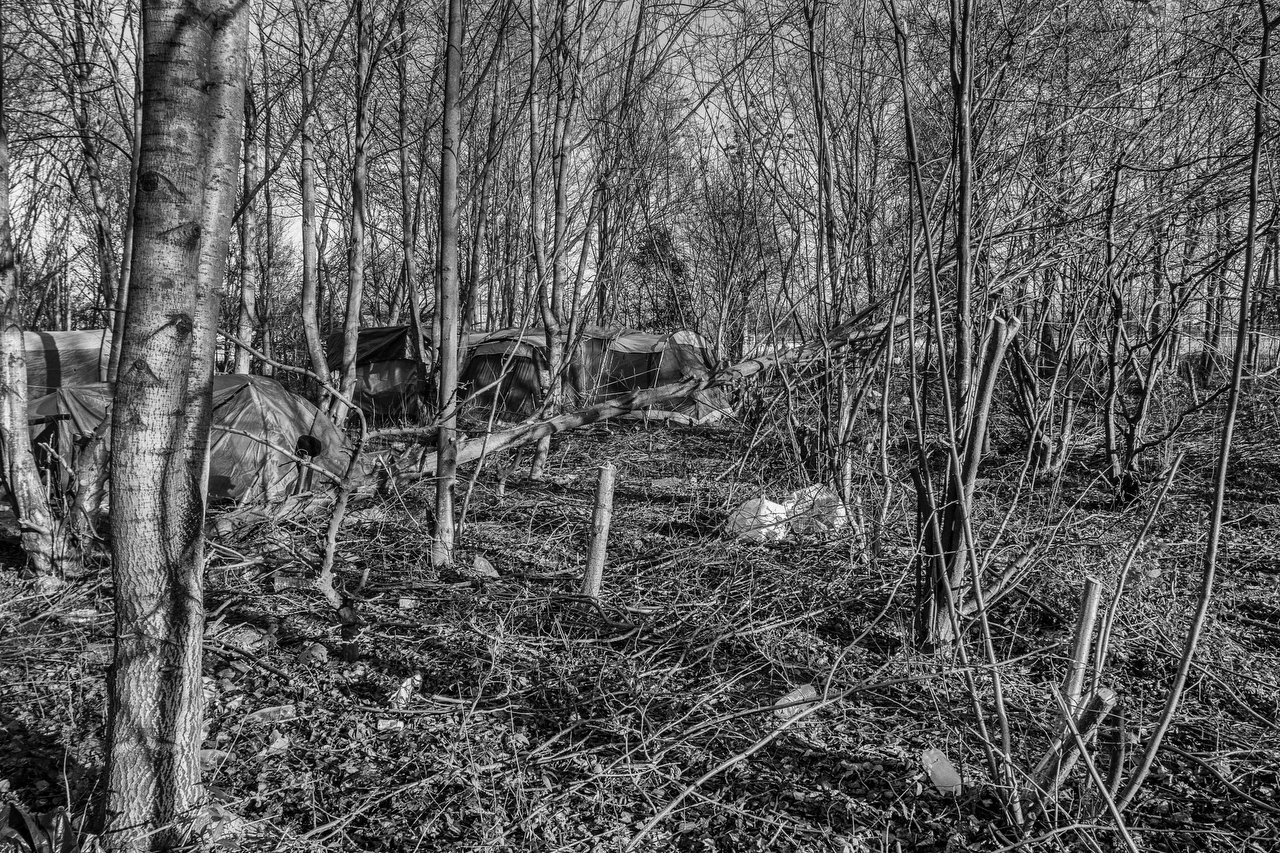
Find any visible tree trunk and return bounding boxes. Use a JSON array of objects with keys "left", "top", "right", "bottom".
[
  {"left": 949, "top": 0, "right": 975, "bottom": 410},
  {"left": 103, "top": 0, "right": 247, "bottom": 848},
  {"left": 257, "top": 44, "right": 275, "bottom": 377},
  {"left": 294, "top": 0, "right": 328, "bottom": 389},
  {"left": 397, "top": 9, "right": 428, "bottom": 409},
  {"left": 0, "top": 33, "right": 59, "bottom": 577},
  {"left": 464, "top": 73, "right": 503, "bottom": 333},
  {"left": 532, "top": 0, "right": 580, "bottom": 476},
  {"left": 336, "top": 0, "right": 374, "bottom": 422},
  {"left": 234, "top": 83, "right": 259, "bottom": 374},
  {"left": 527, "top": 0, "right": 555, "bottom": 475},
  {"left": 433, "top": 0, "right": 463, "bottom": 567}
]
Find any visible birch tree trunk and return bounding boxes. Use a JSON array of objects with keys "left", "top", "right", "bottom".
[
  {"left": 545, "top": 9, "right": 579, "bottom": 410},
  {"left": 433, "top": 0, "right": 463, "bottom": 567},
  {"left": 293, "top": 0, "right": 329, "bottom": 388},
  {"left": 234, "top": 82, "right": 259, "bottom": 374},
  {"left": 397, "top": 10, "right": 427, "bottom": 389},
  {"left": 103, "top": 0, "right": 247, "bottom": 848},
  {"left": 526, "top": 0, "right": 555, "bottom": 476},
  {"left": 257, "top": 49, "right": 275, "bottom": 376},
  {"left": 0, "top": 25, "right": 59, "bottom": 578},
  {"left": 335, "top": 0, "right": 374, "bottom": 421}
]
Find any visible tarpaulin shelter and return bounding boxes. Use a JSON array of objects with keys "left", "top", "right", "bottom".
[
  {"left": 23, "top": 329, "right": 109, "bottom": 395},
  {"left": 460, "top": 326, "right": 730, "bottom": 424},
  {"left": 461, "top": 328, "right": 548, "bottom": 419},
  {"left": 593, "top": 328, "right": 730, "bottom": 424},
  {"left": 325, "top": 325, "right": 431, "bottom": 421},
  {"left": 29, "top": 375, "right": 350, "bottom": 503}
]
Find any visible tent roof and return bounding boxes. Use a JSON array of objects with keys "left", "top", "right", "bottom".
[
  {"left": 325, "top": 325, "right": 430, "bottom": 370},
  {"left": 467, "top": 327, "right": 547, "bottom": 360},
  {"left": 30, "top": 374, "right": 350, "bottom": 502},
  {"left": 24, "top": 329, "right": 109, "bottom": 396}
]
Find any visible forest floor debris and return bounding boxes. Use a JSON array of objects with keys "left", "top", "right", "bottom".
[{"left": 1, "top": 422, "right": 1278, "bottom": 851}]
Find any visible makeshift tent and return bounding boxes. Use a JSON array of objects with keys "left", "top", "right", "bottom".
[
  {"left": 23, "top": 329, "right": 109, "bottom": 395},
  {"left": 460, "top": 328, "right": 548, "bottom": 419},
  {"left": 325, "top": 325, "right": 431, "bottom": 421},
  {"left": 459, "top": 326, "right": 730, "bottom": 424},
  {"left": 595, "top": 329, "right": 730, "bottom": 424},
  {"left": 29, "top": 375, "right": 350, "bottom": 503}
]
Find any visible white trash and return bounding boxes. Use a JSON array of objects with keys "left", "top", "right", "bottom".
[
  {"left": 783, "top": 484, "right": 850, "bottom": 537},
  {"left": 920, "top": 747, "right": 962, "bottom": 795},
  {"left": 726, "top": 497, "right": 790, "bottom": 543},
  {"left": 772, "top": 684, "right": 820, "bottom": 720}
]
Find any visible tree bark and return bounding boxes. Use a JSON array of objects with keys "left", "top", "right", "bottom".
[
  {"left": 527, "top": 0, "right": 555, "bottom": 475},
  {"left": 397, "top": 9, "right": 428, "bottom": 400},
  {"left": 234, "top": 81, "right": 260, "bottom": 374},
  {"left": 433, "top": 0, "right": 463, "bottom": 567},
  {"left": 256, "top": 42, "right": 275, "bottom": 376},
  {"left": 335, "top": 0, "right": 374, "bottom": 421},
  {"left": 293, "top": 0, "right": 328, "bottom": 389},
  {"left": 949, "top": 0, "right": 975, "bottom": 410},
  {"left": 103, "top": 0, "right": 247, "bottom": 848}
]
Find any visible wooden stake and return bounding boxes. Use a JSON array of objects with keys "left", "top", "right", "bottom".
[
  {"left": 1062, "top": 576, "right": 1102, "bottom": 714},
  {"left": 581, "top": 462, "right": 617, "bottom": 600}
]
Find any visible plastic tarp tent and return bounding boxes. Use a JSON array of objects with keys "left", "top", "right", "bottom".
[
  {"left": 23, "top": 329, "right": 109, "bottom": 396},
  {"left": 461, "top": 329, "right": 547, "bottom": 419},
  {"left": 460, "top": 326, "right": 730, "bottom": 424},
  {"left": 29, "top": 375, "right": 350, "bottom": 503},
  {"left": 325, "top": 325, "right": 431, "bottom": 421},
  {"left": 594, "top": 329, "right": 730, "bottom": 424}
]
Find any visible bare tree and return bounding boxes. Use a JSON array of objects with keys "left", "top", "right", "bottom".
[
  {"left": 294, "top": 0, "right": 329, "bottom": 386},
  {"left": 334, "top": 0, "right": 376, "bottom": 420},
  {"left": 234, "top": 77, "right": 260, "bottom": 374},
  {"left": 0, "top": 13, "right": 59, "bottom": 578},
  {"left": 103, "top": 0, "right": 247, "bottom": 848},
  {"left": 433, "top": 0, "right": 463, "bottom": 566}
]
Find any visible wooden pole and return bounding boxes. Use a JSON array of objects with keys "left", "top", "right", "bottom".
[
  {"left": 581, "top": 462, "right": 617, "bottom": 600},
  {"left": 1062, "top": 576, "right": 1102, "bottom": 714}
]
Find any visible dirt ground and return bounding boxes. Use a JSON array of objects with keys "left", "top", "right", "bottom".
[{"left": 1, "top": 413, "right": 1278, "bottom": 852}]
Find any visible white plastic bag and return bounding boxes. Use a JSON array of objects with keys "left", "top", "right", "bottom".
[
  {"left": 920, "top": 747, "right": 962, "bottom": 795},
  {"left": 783, "top": 484, "right": 850, "bottom": 537},
  {"left": 725, "top": 497, "right": 789, "bottom": 543}
]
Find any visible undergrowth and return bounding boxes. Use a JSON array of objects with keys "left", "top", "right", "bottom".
[{"left": 1, "top": 417, "right": 1278, "bottom": 852}]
